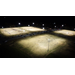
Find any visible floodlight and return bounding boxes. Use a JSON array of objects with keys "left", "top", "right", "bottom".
[
  {"left": 48, "top": 38, "right": 50, "bottom": 41},
  {"left": 18, "top": 22, "right": 21, "bottom": 25},
  {"left": 32, "top": 22, "right": 34, "bottom": 25},
  {"left": 54, "top": 22, "right": 56, "bottom": 24},
  {"left": 43, "top": 27, "right": 45, "bottom": 29},
  {"left": 28, "top": 25, "right": 30, "bottom": 26},
  {"left": 55, "top": 26, "right": 56, "bottom": 27},
  {"left": 62, "top": 25, "right": 64, "bottom": 27},
  {"left": 42, "top": 24, "right": 44, "bottom": 26}
]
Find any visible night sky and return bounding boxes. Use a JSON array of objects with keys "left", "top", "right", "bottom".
[{"left": 0, "top": 16, "right": 75, "bottom": 28}]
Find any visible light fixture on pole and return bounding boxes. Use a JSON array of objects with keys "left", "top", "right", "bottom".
[
  {"left": 32, "top": 22, "right": 34, "bottom": 25},
  {"left": 28, "top": 25, "right": 30, "bottom": 26},
  {"left": 48, "top": 39, "right": 50, "bottom": 51},
  {"left": 55, "top": 26, "right": 56, "bottom": 28},
  {"left": 43, "top": 27, "right": 45, "bottom": 29},
  {"left": 54, "top": 22, "right": 56, "bottom": 24},
  {"left": 62, "top": 25, "right": 64, "bottom": 27},
  {"left": 42, "top": 24, "right": 44, "bottom": 26},
  {"left": 18, "top": 22, "right": 21, "bottom": 25}
]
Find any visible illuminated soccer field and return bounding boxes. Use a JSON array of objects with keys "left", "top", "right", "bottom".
[
  {"left": 0, "top": 26, "right": 45, "bottom": 37},
  {"left": 0, "top": 27, "right": 75, "bottom": 57},
  {"left": 54, "top": 29, "right": 75, "bottom": 36},
  {"left": 13, "top": 34, "right": 68, "bottom": 57}
]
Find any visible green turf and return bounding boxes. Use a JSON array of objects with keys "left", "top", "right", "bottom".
[
  {"left": 0, "top": 42, "right": 31, "bottom": 58},
  {"left": 0, "top": 29, "right": 75, "bottom": 58}
]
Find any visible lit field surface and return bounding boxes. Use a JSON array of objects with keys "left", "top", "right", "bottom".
[
  {"left": 15, "top": 34, "right": 67, "bottom": 57},
  {"left": 1, "top": 32, "right": 75, "bottom": 58},
  {"left": 0, "top": 26, "right": 45, "bottom": 37},
  {"left": 54, "top": 30, "right": 75, "bottom": 36},
  {"left": 0, "top": 29, "right": 75, "bottom": 58}
]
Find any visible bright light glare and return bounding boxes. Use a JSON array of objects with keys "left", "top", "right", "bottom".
[
  {"left": 55, "top": 26, "right": 56, "bottom": 27},
  {"left": 62, "top": 25, "right": 64, "bottom": 27},
  {"left": 42, "top": 24, "right": 44, "bottom": 26},
  {"left": 28, "top": 25, "right": 30, "bottom": 26},
  {"left": 48, "top": 39, "right": 50, "bottom": 42},
  {"left": 43, "top": 27, "right": 45, "bottom": 29},
  {"left": 18, "top": 22, "right": 21, "bottom": 25},
  {"left": 54, "top": 22, "right": 56, "bottom": 24},
  {"left": 32, "top": 22, "right": 34, "bottom": 25}
]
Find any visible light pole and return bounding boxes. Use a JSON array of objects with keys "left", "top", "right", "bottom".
[
  {"left": 43, "top": 27, "right": 45, "bottom": 29},
  {"left": 42, "top": 24, "right": 44, "bottom": 26},
  {"left": 48, "top": 39, "right": 50, "bottom": 51},
  {"left": 2, "top": 26, "right": 3, "bottom": 28},
  {"left": 28, "top": 25, "right": 30, "bottom": 26},
  {"left": 32, "top": 22, "right": 35, "bottom": 26},
  {"left": 54, "top": 22, "right": 56, "bottom": 24},
  {"left": 18, "top": 22, "right": 21, "bottom": 26},
  {"left": 62, "top": 24, "right": 64, "bottom": 27}
]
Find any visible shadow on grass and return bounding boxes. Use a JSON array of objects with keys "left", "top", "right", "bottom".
[
  {"left": 0, "top": 44, "right": 31, "bottom": 58},
  {"left": 46, "top": 45, "right": 75, "bottom": 58},
  {"left": 0, "top": 29, "right": 75, "bottom": 58},
  {"left": 46, "top": 53, "right": 60, "bottom": 58}
]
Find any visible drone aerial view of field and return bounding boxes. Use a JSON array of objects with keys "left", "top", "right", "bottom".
[
  {"left": 0, "top": 16, "right": 75, "bottom": 58},
  {"left": 0, "top": 26, "right": 45, "bottom": 37},
  {"left": 0, "top": 26, "right": 75, "bottom": 58}
]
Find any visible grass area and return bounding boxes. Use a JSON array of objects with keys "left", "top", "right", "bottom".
[
  {"left": 0, "top": 26, "right": 45, "bottom": 37},
  {"left": 0, "top": 42, "right": 31, "bottom": 58},
  {"left": 0, "top": 33, "right": 75, "bottom": 58},
  {"left": 0, "top": 28, "right": 75, "bottom": 58}
]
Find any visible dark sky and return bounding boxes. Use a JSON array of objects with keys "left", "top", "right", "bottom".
[
  {"left": 2, "top": 16, "right": 74, "bottom": 22},
  {"left": 0, "top": 16, "right": 75, "bottom": 27},
  {"left": 2, "top": 16, "right": 75, "bottom": 21}
]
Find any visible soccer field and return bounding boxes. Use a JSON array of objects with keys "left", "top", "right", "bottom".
[
  {"left": 0, "top": 27, "right": 75, "bottom": 58},
  {"left": 0, "top": 26, "right": 45, "bottom": 37},
  {"left": 54, "top": 30, "right": 75, "bottom": 36}
]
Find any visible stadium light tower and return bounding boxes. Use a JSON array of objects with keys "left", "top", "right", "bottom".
[
  {"left": 18, "top": 22, "right": 21, "bottom": 25},
  {"left": 55, "top": 26, "right": 56, "bottom": 27},
  {"left": 2, "top": 26, "right": 3, "bottom": 28},
  {"left": 62, "top": 25, "right": 64, "bottom": 27},
  {"left": 43, "top": 27, "right": 45, "bottom": 29},
  {"left": 32, "top": 22, "right": 35, "bottom": 25},
  {"left": 54, "top": 22, "right": 56, "bottom": 24},
  {"left": 28, "top": 25, "right": 30, "bottom": 26},
  {"left": 48, "top": 39, "right": 50, "bottom": 51},
  {"left": 42, "top": 24, "right": 44, "bottom": 26}
]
